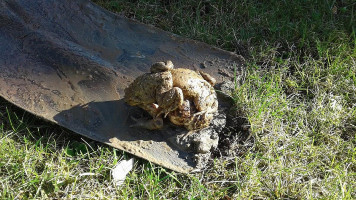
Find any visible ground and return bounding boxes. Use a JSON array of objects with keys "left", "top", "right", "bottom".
[{"left": 1, "top": 0, "right": 355, "bottom": 199}]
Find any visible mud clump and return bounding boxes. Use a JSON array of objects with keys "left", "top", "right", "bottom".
[
  {"left": 168, "top": 110, "right": 227, "bottom": 168},
  {"left": 169, "top": 112, "right": 225, "bottom": 153}
]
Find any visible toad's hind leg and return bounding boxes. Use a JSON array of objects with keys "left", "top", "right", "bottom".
[
  {"left": 129, "top": 117, "right": 164, "bottom": 130},
  {"left": 184, "top": 111, "right": 214, "bottom": 130},
  {"left": 193, "top": 82, "right": 218, "bottom": 112},
  {"left": 198, "top": 70, "right": 216, "bottom": 86},
  {"left": 156, "top": 87, "right": 184, "bottom": 117}
]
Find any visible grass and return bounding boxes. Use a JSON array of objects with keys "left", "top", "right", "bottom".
[{"left": 1, "top": 0, "right": 356, "bottom": 199}]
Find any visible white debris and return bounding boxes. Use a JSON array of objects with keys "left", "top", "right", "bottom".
[
  {"left": 111, "top": 158, "right": 134, "bottom": 187},
  {"left": 79, "top": 172, "right": 97, "bottom": 177}
]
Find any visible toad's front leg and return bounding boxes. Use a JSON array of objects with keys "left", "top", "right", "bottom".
[{"left": 129, "top": 116, "right": 164, "bottom": 130}]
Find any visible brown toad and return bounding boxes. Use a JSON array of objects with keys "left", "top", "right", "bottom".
[{"left": 124, "top": 60, "right": 218, "bottom": 130}]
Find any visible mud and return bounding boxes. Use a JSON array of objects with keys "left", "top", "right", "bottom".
[{"left": 171, "top": 111, "right": 225, "bottom": 168}]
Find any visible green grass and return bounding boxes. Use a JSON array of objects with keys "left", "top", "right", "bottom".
[{"left": 1, "top": 0, "right": 356, "bottom": 199}]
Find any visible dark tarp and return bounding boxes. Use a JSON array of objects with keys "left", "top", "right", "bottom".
[{"left": 0, "top": 0, "right": 244, "bottom": 173}]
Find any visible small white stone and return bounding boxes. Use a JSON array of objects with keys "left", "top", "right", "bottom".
[{"left": 111, "top": 158, "right": 134, "bottom": 187}]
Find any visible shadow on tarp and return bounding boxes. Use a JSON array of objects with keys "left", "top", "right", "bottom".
[{"left": 53, "top": 100, "right": 196, "bottom": 172}]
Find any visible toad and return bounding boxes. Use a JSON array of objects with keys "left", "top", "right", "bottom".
[{"left": 124, "top": 60, "right": 218, "bottom": 130}]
